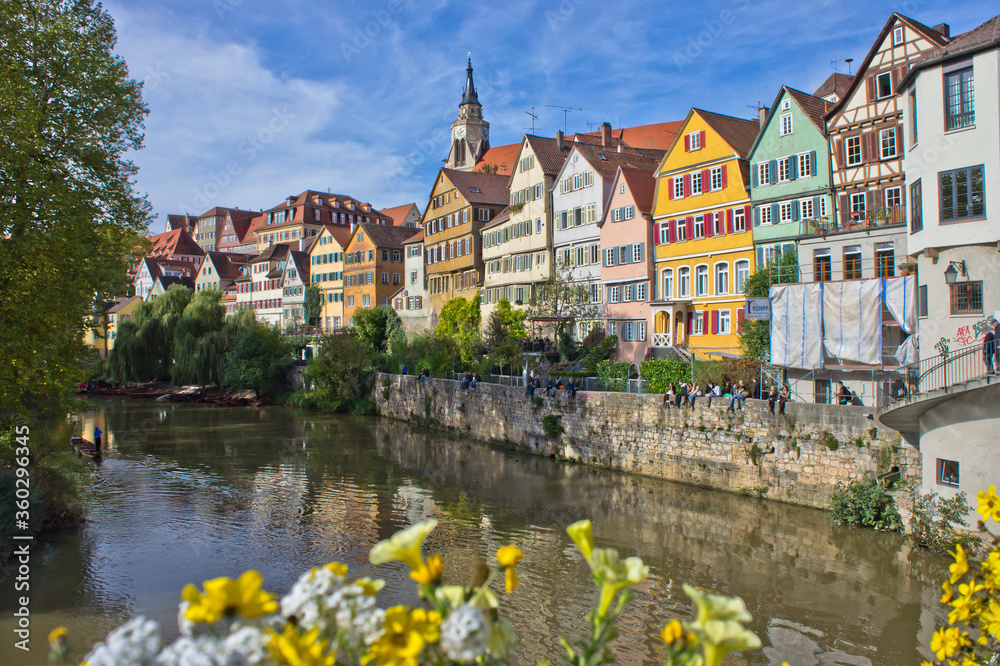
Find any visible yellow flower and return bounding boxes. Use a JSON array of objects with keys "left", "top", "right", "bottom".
[
  {"left": 268, "top": 624, "right": 335, "bottom": 666},
  {"left": 322, "top": 561, "right": 348, "bottom": 577},
  {"left": 982, "top": 551, "right": 1000, "bottom": 591},
  {"left": 182, "top": 570, "right": 278, "bottom": 624},
  {"left": 930, "top": 626, "right": 970, "bottom": 661},
  {"left": 948, "top": 580, "right": 983, "bottom": 625},
  {"left": 363, "top": 606, "right": 441, "bottom": 666},
  {"left": 370, "top": 520, "right": 437, "bottom": 571},
  {"left": 591, "top": 549, "right": 649, "bottom": 617},
  {"left": 977, "top": 485, "right": 1000, "bottom": 523},
  {"left": 410, "top": 553, "right": 443, "bottom": 585},
  {"left": 496, "top": 545, "right": 523, "bottom": 568},
  {"left": 356, "top": 577, "right": 385, "bottom": 596},
  {"left": 979, "top": 598, "right": 1000, "bottom": 641},
  {"left": 661, "top": 620, "right": 684, "bottom": 646},
  {"left": 566, "top": 520, "right": 594, "bottom": 562},
  {"left": 48, "top": 627, "right": 68, "bottom": 644},
  {"left": 949, "top": 544, "right": 969, "bottom": 585},
  {"left": 497, "top": 545, "right": 523, "bottom": 593},
  {"left": 941, "top": 580, "right": 954, "bottom": 603}
]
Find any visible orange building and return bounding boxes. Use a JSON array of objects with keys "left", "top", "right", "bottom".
[{"left": 342, "top": 223, "right": 420, "bottom": 326}]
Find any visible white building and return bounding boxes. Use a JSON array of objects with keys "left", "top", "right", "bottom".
[
  {"left": 247, "top": 243, "right": 291, "bottom": 326},
  {"left": 391, "top": 231, "right": 434, "bottom": 334},
  {"left": 281, "top": 250, "right": 311, "bottom": 330}
]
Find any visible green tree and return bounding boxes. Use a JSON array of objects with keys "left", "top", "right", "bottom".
[
  {"left": 171, "top": 289, "right": 227, "bottom": 386},
  {"left": 304, "top": 331, "right": 373, "bottom": 411},
  {"left": 475, "top": 163, "right": 500, "bottom": 174},
  {"left": 106, "top": 285, "right": 191, "bottom": 382},
  {"left": 304, "top": 285, "right": 321, "bottom": 328},
  {"left": 435, "top": 294, "right": 481, "bottom": 364},
  {"left": 525, "top": 264, "right": 601, "bottom": 358},
  {"left": 0, "top": 0, "right": 150, "bottom": 414},
  {"left": 738, "top": 248, "right": 799, "bottom": 360},
  {"left": 483, "top": 299, "right": 527, "bottom": 367},
  {"left": 223, "top": 320, "right": 292, "bottom": 399},
  {"left": 352, "top": 306, "right": 403, "bottom": 352}
]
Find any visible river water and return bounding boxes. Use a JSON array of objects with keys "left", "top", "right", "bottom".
[{"left": 0, "top": 399, "right": 950, "bottom": 665}]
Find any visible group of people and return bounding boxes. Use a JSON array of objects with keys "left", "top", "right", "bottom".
[
  {"left": 526, "top": 374, "right": 577, "bottom": 399},
  {"left": 460, "top": 372, "right": 481, "bottom": 389},
  {"left": 663, "top": 380, "right": 790, "bottom": 414}
]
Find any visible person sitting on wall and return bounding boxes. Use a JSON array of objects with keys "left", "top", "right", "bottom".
[
  {"left": 675, "top": 381, "right": 688, "bottom": 407},
  {"left": 419, "top": 368, "right": 429, "bottom": 382},
  {"left": 778, "top": 385, "right": 790, "bottom": 415},
  {"left": 663, "top": 383, "right": 677, "bottom": 408},
  {"left": 838, "top": 381, "right": 852, "bottom": 405},
  {"left": 688, "top": 382, "right": 702, "bottom": 408},
  {"left": 767, "top": 385, "right": 779, "bottom": 414},
  {"left": 401, "top": 364, "right": 408, "bottom": 376},
  {"left": 727, "top": 381, "right": 748, "bottom": 413},
  {"left": 471, "top": 373, "right": 480, "bottom": 389},
  {"left": 705, "top": 381, "right": 716, "bottom": 407},
  {"left": 546, "top": 378, "right": 555, "bottom": 397},
  {"left": 567, "top": 378, "right": 577, "bottom": 399}
]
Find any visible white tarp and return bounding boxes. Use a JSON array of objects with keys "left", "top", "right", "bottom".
[
  {"left": 823, "top": 280, "right": 882, "bottom": 365},
  {"left": 883, "top": 276, "right": 917, "bottom": 334},
  {"left": 894, "top": 335, "right": 918, "bottom": 365},
  {"left": 770, "top": 283, "right": 823, "bottom": 369}
]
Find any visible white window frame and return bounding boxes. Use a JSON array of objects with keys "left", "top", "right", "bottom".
[
  {"left": 779, "top": 201, "right": 794, "bottom": 222},
  {"left": 688, "top": 131, "right": 701, "bottom": 150},
  {"left": 800, "top": 198, "right": 814, "bottom": 220},
  {"left": 850, "top": 192, "right": 867, "bottom": 217},
  {"left": 636, "top": 282, "right": 647, "bottom": 301},
  {"left": 693, "top": 311, "right": 704, "bottom": 335},
  {"left": 758, "top": 162, "right": 770, "bottom": 185},
  {"left": 885, "top": 186, "right": 902, "bottom": 209},
  {"left": 673, "top": 177, "right": 684, "bottom": 199},
  {"left": 735, "top": 260, "right": 750, "bottom": 294},
  {"left": 780, "top": 113, "right": 793, "bottom": 136},
  {"left": 777, "top": 157, "right": 791, "bottom": 182},
  {"left": 879, "top": 127, "right": 897, "bottom": 159},
  {"left": 695, "top": 264, "right": 710, "bottom": 296},
  {"left": 661, "top": 268, "right": 674, "bottom": 300},
  {"left": 710, "top": 166, "right": 722, "bottom": 191},
  {"left": 759, "top": 205, "right": 772, "bottom": 226},
  {"left": 719, "top": 309, "right": 731, "bottom": 335},
  {"left": 846, "top": 136, "right": 862, "bottom": 166},
  {"left": 693, "top": 215, "right": 705, "bottom": 238},
  {"left": 691, "top": 171, "right": 703, "bottom": 195},
  {"left": 893, "top": 25, "right": 904, "bottom": 45},
  {"left": 715, "top": 262, "right": 729, "bottom": 295},
  {"left": 876, "top": 71, "right": 893, "bottom": 99},
  {"left": 678, "top": 267, "right": 691, "bottom": 298},
  {"left": 733, "top": 208, "right": 746, "bottom": 232},
  {"left": 797, "top": 152, "right": 811, "bottom": 178}
]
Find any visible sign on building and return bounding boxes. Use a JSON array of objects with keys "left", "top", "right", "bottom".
[{"left": 745, "top": 297, "right": 771, "bottom": 321}]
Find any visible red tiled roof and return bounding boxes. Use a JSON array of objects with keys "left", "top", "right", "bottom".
[
  {"left": 354, "top": 223, "right": 420, "bottom": 250},
  {"left": 524, "top": 135, "right": 574, "bottom": 177},
  {"left": 320, "top": 224, "right": 353, "bottom": 249},
  {"left": 784, "top": 87, "right": 833, "bottom": 132},
  {"left": 251, "top": 243, "right": 292, "bottom": 264},
  {"left": 574, "top": 121, "right": 683, "bottom": 151},
  {"left": 569, "top": 144, "right": 664, "bottom": 183},
  {"left": 204, "top": 251, "right": 249, "bottom": 280},
  {"left": 165, "top": 214, "right": 197, "bottom": 234},
  {"left": 442, "top": 168, "right": 510, "bottom": 205},
  {"left": 812, "top": 72, "right": 853, "bottom": 101},
  {"left": 618, "top": 166, "right": 657, "bottom": 216},
  {"left": 481, "top": 207, "right": 510, "bottom": 231},
  {"left": 289, "top": 251, "right": 311, "bottom": 283},
  {"left": 474, "top": 142, "right": 521, "bottom": 176},
  {"left": 903, "top": 14, "right": 1000, "bottom": 82},
  {"left": 381, "top": 203, "right": 421, "bottom": 226},
  {"left": 147, "top": 228, "right": 205, "bottom": 259},
  {"left": 693, "top": 109, "right": 761, "bottom": 159},
  {"left": 403, "top": 230, "right": 424, "bottom": 244},
  {"left": 108, "top": 295, "right": 142, "bottom": 313}
]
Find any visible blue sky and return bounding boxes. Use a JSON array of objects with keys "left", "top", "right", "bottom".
[{"left": 105, "top": 0, "right": 995, "bottom": 232}]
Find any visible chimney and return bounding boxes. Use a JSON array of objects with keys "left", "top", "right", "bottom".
[
  {"left": 932, "top": 23, "right": 950, "bottom": 38},
  {"left": 601, "top": 122, "right": 612, "bottom": 147},
  {"left": 758, "top": 106, "right": 769, "bottom": 129},
  {"left": 556, "top": 130, "right": 564, "bottom": 150}
]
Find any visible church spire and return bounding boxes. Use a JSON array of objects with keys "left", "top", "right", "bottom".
[{"left": 461, "top": 55, "right": 479, "bottom": 106}]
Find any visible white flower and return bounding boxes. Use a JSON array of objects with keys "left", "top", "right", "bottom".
[
  {"left": 279, "top": 567, "right": 346, "bottom": 630},
  {"left": 154, "top": 627, "right": 273, "bottom": 666},
  {"left": 224, "top": 626, "right": 273, "bottom": 665},
  {"left": 440, "top": 606, "right": 489, "bottom": 663},
  {"left": 83, "top": 616, "right": 162, "bottom": 666}
]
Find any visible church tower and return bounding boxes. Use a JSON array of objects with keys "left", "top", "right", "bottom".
[{"left": 445, "top": 57, "right": 490, "bottom": 171}]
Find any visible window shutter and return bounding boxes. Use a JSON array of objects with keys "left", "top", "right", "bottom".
[
  {"left": 668, "top": 219, "right": 677, "bottom": 243},
  {"left": 711, "top": 310, "right": 719, "bottom": 335},
  {"left": 702, "top": 311, "right": 709, "bottom": 334},
  {"left": 726, "top": 209, "right": 734, "bottom": 234},
  {"left": 737, "top": 308, "right": 745, "bottom": 331},
  {"left": 721, "top": 165, "right": 728, "bottom": 189},
  {"left": 687, "top": 312, "right": 694, "bottom": 334},
  {"left": 834, "top": 138, "right": 845, "bottom": 168},
  {"left": 701, "top": 168, "right": 711, "bottom": 186},
  {"left": 686, "top": 216, "right": 694, "bottom": 239},
  {"left": 896, "top": 123, "right": 905, "bottom": 153},
  {"left": 771, "top": 203, "right": 779, "bottom": 221},
  {"left": 810, "top": 150, "right": 818, "bottom": 176},
  {"left": 813, "top": 196, "right": 822, "bottom": 218},
  {"left": 653, "top": 223, "right": 660, "bottom": 245},
  {"left": 668, "top": 178, "right": 674, "bottom": 200},
  {"left": 699, "top": 130, "right": 706, "bottom": 147},
  {"left": 683, "top": 174, "right": 691, "bottom": 197},
  {"left": 752, "top": 163, "right": 758, "bottom": 188},
  {"left": 705, "top": 214, "right": 714, "bottom": 237},
  {"left": 866, "top": 75, "right": 876, "bottom": 103},
  {"left": 838, "top": 194, "right": 849, "bottom": 222},
  {"left": 789, "top": 154, "right": 798, "bottom": 180},
  {"left": 753, "top": 207, "right": 761, "bottom": 226},
  {"left": 792, "top": 200, "right": 800, "bottom": 221},
  {"left": 744, "top": 205, "right": 751, "bottom": 226},
  {"left": 891, "top": 67, "right": 900, "bottom": 89},
  {"left": 684, "top": 134, "right": 691, "bottom": 152}
]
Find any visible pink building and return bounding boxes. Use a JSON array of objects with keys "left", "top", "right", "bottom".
[{"left": 599, "top": 166, "right": 658, "bottom": 363}]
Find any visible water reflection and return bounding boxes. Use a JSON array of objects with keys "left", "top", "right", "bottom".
[{"left": 0, "top": 400, "right": 948, "bottom": 665}]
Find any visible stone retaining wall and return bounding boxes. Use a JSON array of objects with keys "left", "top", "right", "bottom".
[{"left": 372, "top": 374, "right": 920, "bottom": 509}]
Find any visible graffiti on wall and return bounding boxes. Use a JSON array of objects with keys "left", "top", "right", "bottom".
[{"left": 953, "top": 316, "right": 999, "bottom": 349}]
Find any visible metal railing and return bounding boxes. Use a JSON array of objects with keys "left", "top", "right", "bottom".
[
  {"left": 875, "top": 344, "right": 990, "bottom": 409},
  {"left": 805, "top": 205, "right": 906, "bottom": 235}
]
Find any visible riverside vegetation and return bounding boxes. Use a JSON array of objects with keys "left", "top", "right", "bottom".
[{"left": 46, "top": 490, "right": 1000, "bottom": 665}]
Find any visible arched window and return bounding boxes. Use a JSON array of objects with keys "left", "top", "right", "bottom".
[
  {"left": 695, "top": 265, "right": 710, "bottom": 295},
  {"left": 735, "top": 260, "right": 750, "bottom": 294},
  {"left": 715, "top": 262, "right": 730, "bottom": 295},
  {"left": 661, "top": 268, "right": 674, "bottom": 299},
  {"left": 678, "top": 267, "right": 691, "bottom": 298}
]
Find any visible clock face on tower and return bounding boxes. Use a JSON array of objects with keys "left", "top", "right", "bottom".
[
  {"left": 481, "top": 127, "right": 489, "bottom": 142},
  {"left": 453, "top": 126, "right": 466, "bottom": 140}
]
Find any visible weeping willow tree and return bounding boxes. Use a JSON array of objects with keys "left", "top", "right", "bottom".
[
  {"left": 107, "top": 286, "right": 191, "bottom": 382},
  {"left": 171, "top": 289, "right": 227, "bottom": 386}
]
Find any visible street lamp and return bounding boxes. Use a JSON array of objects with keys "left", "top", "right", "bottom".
[{"left": 943, "top": 260, "right": 967, "bottom": 285}]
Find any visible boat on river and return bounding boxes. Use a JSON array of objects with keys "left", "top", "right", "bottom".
[{"left": 70, "top": 435, "right": 101, "bottom": 459}]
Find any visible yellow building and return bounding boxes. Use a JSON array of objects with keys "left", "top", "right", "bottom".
[
  {"left": 309, "top": 225, "right": 352, "bottom": 331},
  {"left": 106, "top": 296, "right": 142, "bottom": 352},
  {"left": 650, "top": 109, "right": 760, "bottom": 357}
]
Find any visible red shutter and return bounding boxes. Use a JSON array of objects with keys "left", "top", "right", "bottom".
[
  {"left": 744, "top": 205, "right": 751, "bottom": 227},
  {"left": 711, "top": 310, "right": 719, "bottom": 335},
  {"left": 686, "top": 216, "right": 694, "bottom": 239},
  {"left": 737, "top": 308, "right": 745, "bottom": 332},
  {"left": 668, "top": 179, "right": 674, "bottom": 200},
  {"left": 705, "top": 214, "right": 714, "bottom": 237},
  {"left": 892, "top": 67, "right": 900, "bottom": 89},
  {"left": 699, "top": 130, "right": 706, "bottom": 147},
  {"left": 684, "top": 134, "right": 691, "bottom": 152},
  {"left": 683, "top": 174, "right": 691, "bottom": 197},
  {"left": 687, "top": 312, "right": 694, "bottom": 334},
  {"left": 668, "top": 219, "right": 677, "bottom": 243},
  {"left": 726, "top": 209, "right": 733, "bottom": 234},
  {"left": 702, "top": 311, "right": 709, "bottom": 334},
  {"left": 834, "top": 138, "right": 845, "bottom": 168},
  {"left": 720, "top": 165, "right": 728, "bottom": 189},
  {"left": 653, "top": 223, "right": 660, "bottom": 245},
  {"left": 701, "top": 168, "right": 711, "bottom": 187},
  {"left": 866, "top": 76, "right": 876, "bottom": 103}
]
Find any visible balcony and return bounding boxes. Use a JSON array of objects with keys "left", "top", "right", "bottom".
[{"left": 804, "top": 206, "right": 906, "bottom": 237}]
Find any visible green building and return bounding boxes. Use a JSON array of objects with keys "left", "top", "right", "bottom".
[{"left": 747, "top": 87, "right": 836, "bottom": 268}]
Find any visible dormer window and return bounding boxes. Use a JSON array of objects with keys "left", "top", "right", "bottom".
[{"left": 688, "top": 132, "right": 701, "bottom": 151}]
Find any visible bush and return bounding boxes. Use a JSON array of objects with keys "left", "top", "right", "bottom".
[
  {"left": 596, "top": 360, "right": 632, "bottom": 392},
  {"left": 640, "top": 359, "right": 690, "bottom": 394},
  {"left": 224, "top": 323, "right": 292, "bottom": 399},
  {"left": 829, "top": 474, "right": 903, "bottom": 532},
  {"left": 898, "top": 482, "right": 975, "bottom": 553},
  {"left": 304, "top": 331, "right": 373, "bottom": 412},
  {"left": 541, "top": 414, "right": 564, "bottom": 439},
  {"left": 581, "top": 335, "right": 618, "bottom": 373}
]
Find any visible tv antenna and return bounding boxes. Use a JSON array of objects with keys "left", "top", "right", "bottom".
[
  {"left": 746, "top": 101, "right": 765, "bottom": 121},
  {"left": 546, "top": 105, "right": 582, "bottom": 134},
  {"left": 831, "top": 56, "right": 855, "bottom": 75},
  {"left": 524, "top": 107, "right": 538, "bottom": 133}
]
